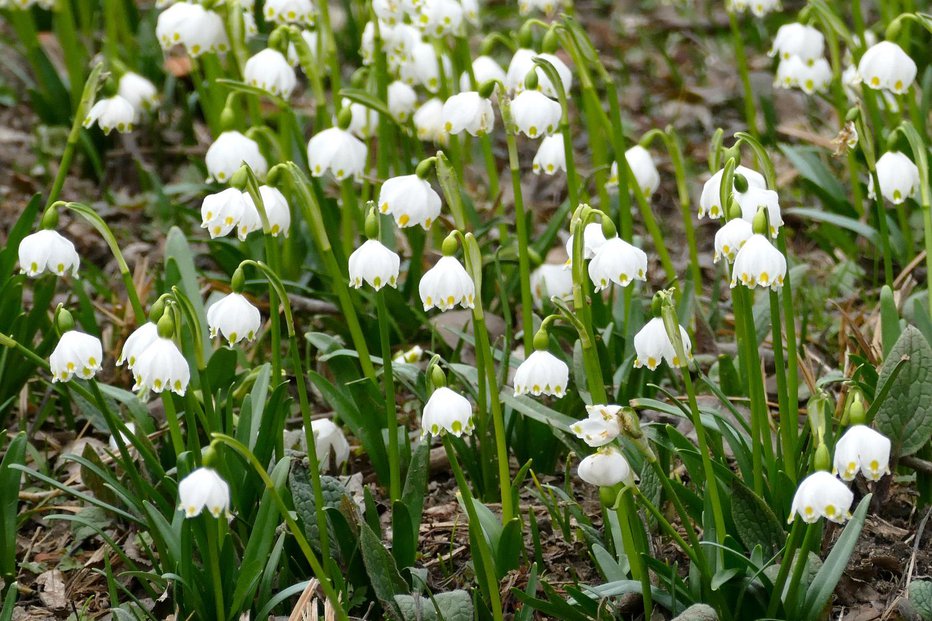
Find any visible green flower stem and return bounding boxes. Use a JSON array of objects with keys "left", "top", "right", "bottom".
[
  {"left": 769, "top": 288, "right": 795, "bottom": 483},
  {"left": 633, "top": 482, "right": 704, "bottom": 573},
  {"left": 289, "top": 30, "right": 327, "bottom": 124},
  {"left": 191, "top": 59, "right": 221, "bottom": 136},
  {"left": 569, "top": 208, "right": 607, "bottom": 403},
  {"left": 87, "top": 379, "right": 148, "bottom": 498},
  {"left": 727, "top": 10, "right": 759, "bottom": 138},
  {"left": 785, "top": 521, "right": 820, "bottom": 616},
  {"left": 376, "top": 289, "right": 401, "bottom": 503},
  {"left": 161, "top": 392, "right": 185, "bottom": 458},
  {"left": 870, "top": 168, "right": 894, "bottom": 286},
  {"left": 204, "top": 517, "right": 226, "bottom": 621},
  {"left": 456, "top": 37, "right": 500, "bottom": 207},
  {"left": 776, "top": 233, "right": 800, "bottom": 449},
  {"left": 442, "top": 435, "right": 504, "bottom": 621},
  {"left": 340, "top": 178, "right": 361, "bottom": 265},
  {"left": 614, "top": 489, "right": 652, "bottom": 618},
  {"left": 211, "top": 433, "right": 347, "bottom": 621},
  {"left": 534, "top": 58, "right": 581, "bottom": 208},
  {"left": 316, "top": 0, "right": 342, "bottom": 100},
  {"left": 372, "top": 19, "right": 393, "bottom": 181},
  {"left": 664, "top": 129, "right": 702, "bottom": 295},
  {"left": 630, "top": 177, "right": 676, "bottom": 286},
  {"left": 599, "top": 70, "right": 633, "bottom": 240},
  {"left": 57, "top": 0, "right": 85, "bottom": 108},
  {"left": 765, "top": 518, "right": 803, "bottom": 618}
]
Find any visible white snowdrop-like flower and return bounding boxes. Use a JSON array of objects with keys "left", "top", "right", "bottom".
[
  {"left": 419, "top": 256, "right": 475, "bottom": 311},
  {"left": 307, "top": 127, "right": 367, "bottom": 181},
  {"left": 588, "top": 237, "right": 648, "bottom": 292},
  {"left": 833, "top": 425, "right": 891, "bottom": 482},
  {"left": 532, "top": 135, "right": 566, "bottom": 175},
  {"left": 460, "top": 55, "right": 506, "bottom": 91},
  {"left": 699, "top": 165, "right": 766, "bottom": 220},
  {"left": 312, "top": 419, "right": 351, "bottom": 470},
  {"left": 207, "top": 293, "right": 261, "bottom": 345},
  {"left": 178, "top": 467, "right": 231, "bottom": 518},
  {"left": 117, "top": 322, "right": 159, "bottom": 369},
  {"left": 442, "top": 91, "right": 494, "bottom": 136},
  {"left": 789, "top": 470, "right": 853, "bottom": 524},
  {"left": 201, "top": 188, "right": 248, "bottom": 238},
  {"left": 18, "top": 229, "right": 80, "bottom": 278},
  {"left": 769, "top": 23, "right": 824, "bottom": 62},
  {"left": 511, "top": 90, "right": 561, "bottom": 138},
  {"left": 108, "top": 422, "right": 136, "bottom": 452},
  {"left": 244, "top": 48, "right": 297, "bottom": 97},
  {"left": 349, "top": 239, "right": 401, "bottom": 290},
  {"left": 633, "top": 317, "right": 691, "bottom": 370},
  {"left": 857, "top": 41, "right": 917, "bottom": 94},
  {"left": 413, "top": 98, "right": 447, "bottom": 143},
  {"left": 206, "top": 131, "right": 268, "bottom": 183},
  {"left": 83, "top": 96, "right": 136, "bottom": 135},
  {"left": 736, "top": 186, "right": 783, "bottom": 235},
  {"left": 239, "top": 185, "right": 291, "bottom": 239},
  {"left": 156, "top": 2, "right": 198, "bottom": 49},
  {"left": 421, "top": 386, "right": 475, "bottom": 438},
  {"left": 384, "top": 23, "right": 421, "bottom": 66},
  {"left": 610, "top": 145, "right": 660, "bottom": 196},
  {"left": 342, "top": 99, "right": 378, "bottom": 139},
  {"left": 388, "top": 80, "right": 417, "bottom": 122},
  {"left": 578, "top": 446, "right": 635, "bottom": 487},
  {"left": 394, "top": 345, "right": 424, "bottom": 364},
  {"left": 571, "top": 405, "right": 623, "bottom": 447},
  {"left": 400, "top": 42, "right": 450, "bottom": 93},
  {"left": 50, "top": 330, "right": 103, "bottom": 382},
  {"left": 513, "top": 350, "right": 569, "bottom": 398},
  {"left": 241, "top": 9, "right": 258, "bottom": 36},
  {"left": 713, "top": 218, "right": 753, "bottom": 264},
  {"left": 461, "top": 0, "right": 478, "bottom": 25},
  {"left": 774, "top": 56, "right": 832, "bottom": 94},
  {"left": 564, "top": 222, "right": 608, "bottom": 268},
  {"left": 868, "top": 151, "right": 920, "bottom": 205},
  {"left": 530, "top": 263, "right": 573, "bottom": 307},
  {"left": 264, "top": 0, "right": 315, "bottom": 25},
  {"left": 532, "top": 52, "right": 573, "bottom": 99},
  {"left": 184, "top": 9, "right": 228, "bottom": 57},
  {"left": 287, "top": 29, "right": 319, "bottom": 65},
  {"left": 505, "top": 48, "right": 536, "bottom": 93},
  {"left": 519, "top": 0, "right": 560, "bottom": 16},
  {"left": 373, "top": 0, "right": 404, "bottom": 24},
  {"left": 378, "top": 174, "right": 442, "bottom": 229},
  {"left": 132, "top": 337, "right": 190, "bottom": 395},
  {"left": 730, "top": 0, "right": 781, "bottom": 17},
  {"left": 731, "top": 234, "right": 787, "bottom": 290},
  {"left": 415, "top": 0, "right": 463, "bottom": 37},
  {"left": 118, "top": 72, "right": 158, "bottom": 116}
]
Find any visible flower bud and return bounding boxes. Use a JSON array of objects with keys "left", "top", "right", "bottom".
[
  {"left": 219, "top": 106, "right": 237, "bottom": 132},
  {"left": 336, "top": 106, "right": 354, "bottom": 130},
  {"left": 524, "top": 69, "right": 539, "bottom": 92},
  {"left": 517, "top": 22, "right": 534, "bottom": 48},
  {"left": 231, "top": 266, "right": 246, "bottom": 294},
  {"left": 150, "top": 298, "right": 166, "bottom": 322},
  {"left": 267, "top": 164, "right": 285, "bottom": 187},
  {"left": 40, "top": 207, "right": 59, "bottom": 230},
  {"left": 56, "top": 306, "right": 75, "bottom": 334},
  {"left": 845, "top": 106, "right": 860, "bottom": 122},
  {"left": 430, "top": 364, "right": 447, "bottom": 389},
  {"left": 157, "top": 313, "right": 175, "bottom": 339},
  {"left": 733, "top": 173, "right": 749, "bottom": 193},
  {"left": 814, "top": 442, "right": 831, "bottom": 472},
  {"left": 542, "top": 28, "right": 559, "bottom": 53},
  {"left": 598, "top": 485, "right": 620, "bottom": 508},
  {"left": 415, "top": 156, "right": 436, "bottom": 179},
  {"left": 364, "top": 206, "right": 380, "bottom": 240},
  {"left": 845, "top": 389, "right": 866, "bottom": 426}
]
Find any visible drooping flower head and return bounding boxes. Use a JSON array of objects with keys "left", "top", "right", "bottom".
[
  {"left": 633, "top": 316, "right": 691, "bottom": 370},
  {"left": 713, "top": 218, "right": 753, "bottom": 264},
  {"left": 441, "top": 91, "right": 494, "bottom": 136},
  {"left": 201, "top": 188, "right": 248, "bottom": 239},
  {"left": 699, "top": 165, "right": 766, "bottom": 220},
  {"left": 730, "top": 234, "right": 787, "bottom": 290},
  {"left": 83, "top": 96, "right": 136, "bottom": 135},
  {"left": 50, "top": 330, "right": 103, "bottom": 382},
  {"left": 587, "top": 237, "right": 648, "bottom": 292},
  {"left": 421, "top": 386, "right": 475, "bottom": 438},
  {"left": 769, "top": 23, "right": 824, "bottom": 62},
  {"left": 206, "top": 131, "right": 268, "bottom": 183},
  {"left": 869, "top": 151, "right": 920, "bottom": 205},
  {"left": 244, "top": 48, "right": 297, "bottom": 97},
  {"left": 18, "top": 229, "right": 80, "bottom": 278},
  {"left": 789, "top": 471, "right": 854, "bottom": 524},
  {"left": 307, "top": 127, "right": 367, "bottom": 181},
  {"left": 833, "top": 425, "right": 891, "bottom": 482},
  {"left": 118, "top": 72, "right": 158, "bottom": 116},
  {"left": 533, "top": 135, "right": 566, "bottom": 176},
  {"left": 513, "top": 330, "right": 569, "bottom": 398},
  {"left": 857, "top": 41, "right": 917, "bottom": 94},
  {"left": 378, "top": 174, "right": 442, "bottom": 229},
  {"left": 578, "top": 446, "right": 635, "bottom": 487},
  {"left": 510, "top": 90, "right": 561, "bottom": 139},
  {"left": 570, "top": 405, "right": 623, "bottom": 447},
  {"left": 349, "top": 239, "right": 401, "bottom": 290},
  {"left": 207, "top": 293, "right": 262, "bottom": 345},
  {"left": 419, "top": 255, "right": 475, "bottom": 311},
  {"left": 178, "top": 467, "right": 231, "bottom": 518}
]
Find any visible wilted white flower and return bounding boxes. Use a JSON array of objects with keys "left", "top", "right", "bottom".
[
  {"left": 578, "top": 446, "right": 635, "bottom": 487},
  {"left": 421, "top": 386, "right": 474, "bottom": 438},
  {"left": 132, "top": 337, "right": 190, "bottom": 395},
  {"left": 511, "top": 90, "right": 561, "bottom": 138},
  {"left": 774, "top": 55, "right": 832, "bottom": 94},
  {"left": 731, "top": 234, "right": 787, "bottom": 290},
  {"left": 349, "top": 239, "right": 401, "bottom": 290},
  {"left": 50, "top": 330, "right": 103, "bottom": 382},
  {"left": 564, "top": 222, "right": 608, "bottom": 268},
  {"left": 312, "top": 419, "right": 351, "bottom": 470},
  {"left": 588, "top": 237, "right": 648, "bottom": 292},
  {"left": 83, "top": 96, "right": 135, "bottom": 135},
  {"left": 18, "top": 229, "right": 80, "bottom": 278},
  {"left": 460, "top": 55, "right": 506, "bottom": 91},
  {"left": 519, "top": 0, "right": 560, "bottom": 15},
  {"left": 264, "top": 0, "right": 315, "bottom": 25},
  {"left": 206, "top": 131, "right": 268, "bottom": 183},
  {"left": 713, "top": 218, "right": 753, "bottom": 264},
  {"left": 442, "top": 92, "right": 494, "bottom": 136},
  {"left": 769, "top": 23, "right": 824, "bottom": 62},
  {"left": 789, "top": 470, "right": 853, "bottom": 524},
  {"left": 307, "top": 127, "right": 367, "bottom": 181},
  {"left": 736, "top": 186, "right": 783, "bottom": 235},
  {"left": 207, "top": 293, "right": 261, "bottom": 345},
  {"left": 378, "top": 174, "right": 442, "bottom": 229},
  {"left": 419, "top": 256, "right": 475, "bottom": 311},
  {"left": 571, "top": 405, "right": 623, "bottom": 447},
  {"left": 699, "top": 165, "right": 766, "bottom": 220},
  {"left": 869, "top": 151, "right": 920, "bottom": 205},
  {"left": 413, "top": 98, "right": 446, "bottom": 143},
  {"left": 857, "top": 41, "right": 917, "bottom": 94},
  {"left": 530, "top": 263, "right": 573, "bottom": 307},
  {"left": 833, "top": 425, "right": 891, "bottom": 482},
  {"left": 513, "top": 350, "right": 569, "bottom": 397},
  {"left": 633, "top": 317, "right": 691, "bottom": 370},
  {"left": 532, "top": 135, "right": 566, "bottom": 175},
  {"left": 415, "top": 0, "right": 462, "bottom": 37},
  {"left": 201, "top": 188, "right": 248, "bottom": 238},
  {"left": 118, "top": 72, "right": 158, "bottom": 116},
  {"left": 244, "top": 48, "right": 297, "bottom": 97},
  {"left": 609, "top": 145, "right": 660, "bottom": 196},
  {"left": 178, "top": 467, "right": 231, "bottom": 518},
  {"left": 388, "top": 80, "right": 417, "bottom": 122},
  {"left": 117, "top": 322, "right": 159, "bottom": 369}
]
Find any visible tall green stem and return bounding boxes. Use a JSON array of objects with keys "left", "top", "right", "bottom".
[
  {"left": 376, "top": 290, "right": 401, "bottom": 502},
  {"left": 204, "top": 517, "right": 226, "bottom": 621},
  {"left": 615, "top": 489, "right": 652, "bottom": 618},
  {"left": 785, "top": 522, "right": 819, "bottom": 616},
  {"left": 769, "top": 289, "right": 795, "bottom": 483},
  {"left": 162, "top": 393, "right": 185, "bottom": 458},
  {"left": 727, "top": 10, "right": 759, "bottom": 138},
  {"left": 766, "top": 518, "right": 803, "bottom": 618}
]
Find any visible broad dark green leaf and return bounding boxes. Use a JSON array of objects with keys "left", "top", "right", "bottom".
[
  {"left": 873, "top": 326, "right": 932, "bottom": 456},
  {"left": 729, "top": 477, "right": 785, "bottom": 555}
]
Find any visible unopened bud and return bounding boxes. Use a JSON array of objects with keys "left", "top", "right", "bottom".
[
  {"left": 430, "top": 364, "right": 447, "bottom": 389},
  {"left": 336, "top": 106, "right": 353, "bottom": 130},
  {"left": 149, "top": 298, "right": 166, "bottom": 322},
  {"left": 814, "top": 442, "right": 831, "bottom": 472},
  {"left": 364, "top": 206, "right": 379, "bottom": 240},
  {"left": 845, "top": 389, "right": 866, "bottom": 426},
  {"left": 56, "top": 306, "right": 75, "bottom": 333},
  {"left": 733, "top": 173, "right": 749, "bottom": 193},
  {"left": 157, "top": 312, "right": 175, "bottom": 339},
  {"left": 524, "top": 69, "right": 539, "bottom": 91},
  {"left": 542, "top": 29, "right": 559, "bottom": 53}
]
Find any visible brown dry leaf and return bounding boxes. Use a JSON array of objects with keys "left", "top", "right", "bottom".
[{"left": 36, "top": 569, "right": 67, "bottom": 610}]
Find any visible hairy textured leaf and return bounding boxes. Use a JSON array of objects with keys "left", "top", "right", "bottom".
[
  {"left": 908, "top": 580, "right": 932, "bottom": 621},
  {"left": 730, "top": 477, "right": 785, "bottom": 555},
  {"left": 359, "top": 520, "right": 407, "bottom": 619},
  {"left": 873, "top": 326, "right": 932, "bottom": 456},
  {"left": 671, "top": 603, "right": 718, "bottom": 621},
  {"left": 394, "top": 591, "right": 474, "bottom": 621}
]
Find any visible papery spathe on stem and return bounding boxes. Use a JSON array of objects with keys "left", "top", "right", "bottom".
[
  {"left": 50, "top": 330, "right": 103, "bottom": 382},
  {"left": 833, "top": 425, "right": 891, "bottom": 482},
  {"left": 18, "top": 229, "right": 80, "bottom": 278},
  {"left": 178, "top": 467, "right": 232, "bottom": 518},
  {"left": 206, "top": 131, "right": 268, "bottom": 183},
  {"left": 789, "top": 470, "right": 853, "bottom": 524}
]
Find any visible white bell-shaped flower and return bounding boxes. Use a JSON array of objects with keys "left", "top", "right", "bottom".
[
  {"left": 442, "top": 92, "right": 494, "bottom": 136},
  {"left": 264, "top": 0, "right": 315, "bottom": 25},
  {"left": 415, "top": 0, "right": 462, "bottom": 37},
  {"left": 373, "top": 0, "right": 404, "bottom": 24},
  {"left": 349, "top": 239, "right": 401, "bottom": 290},
  {"left": 388, "top": 80, "right": 417, "bottom": 122},
  {"left": 18, "top": 229, "right": 80, "bottom": 278},
  {"left": 384, "top": 23, "right": 421, "bottom": 66},
  {"left": 532, "top": 135, "right": 566, "bottom": 175},
  {"left": 460, "top": 55, "right": 506, "bottom": 91},
  {"left": 117, "top": 322, "right": 159, "bottom": 369},
  {"left": 307, "top": 127, "right": 367, "bottom": 181},
  {"left": 132, "top": 337, "right": 190, "bottom": 395},
  {"left": 505, "top": 48, "right": 536, "bottom": 93},
  {"left": 156, "top": 2, "right": 198, "bottom": 49},
  {"left": 50, "top": 330, "right": 103, "bottom": 382},
  {"left": 511, "top": 90, "right": 561, "bottom": 138},
  {"left": 421, "top": 386, "right": 475, "bottom": 438},
  {"left": 530, "top": 263, "right": 573, "bottom": 307},
  {"left": 83, "top": 96, "right": 135, "bottom": 135},
  {"left": 401, "top": 42, "right": 451, "bottom": 93},
  {"left": 789, "top": 470, "right": 853, "bottom": 524},
  {"left": 413, "top": 98, "right": 447, "bottom": 143},
  {"left": 239, "top": 185, "right": 291, "bottom": 239},
  {"left": 206, "top": 131, "right": 268, "bottom": 183},
  {"left": 519, "top": 0, "right": 560, "bottom": 16},
  {"left": 312, "top": 419, "right": 351, "bottom": 470},
  {"left": 713, "top": 218, "right": 753, "bottom": 264},
  {"left": 731, "top": 234, "right": 786, "bottom": 290},
  {"left": 461, "top": 0, "right": 478, "bottom": 25},
  {"left": 201, "top": 188, "right": 248, "bottom": 238},
  {"left": 513, "top": 350, "right": 569, "bottom": 397},
  {"left": 564, "top": 222, "right": 608, "bottom": 268},
  {"left": 769, "top": 23, "right": 824, "bottom": 62},
  {"left": 578, "top": 446, "right": 635, "bottom": 487},
  {"left": 833, "top": 425, "right": 891, "bottom": 482},
  {"left": 699, "top": 165, "right": 766, "bottom": 220},
  {"left": 118, "top": 72, "right": 158, "bottom": 116},
  {"left": 185, "top": 9, "right": 228, "bottom": 56},
  {"left": 857, "top": 41, "right": 917, "bottom": 94},
  {"left": 287, "top": 29, "right": 319, "bottom": 65},
  {"left": 570, "top": 405, "right": 623, "bottom": 447},
  {"left": 633, "top": 316, "right": 691, "bottom": 370},
  {"left": 242, "top": 9, "right": 258, "bottom": 36},
  {"left": 244, "top": 48, "right": 297, "bottom": 97},
  {"left": 378, "top": 174, "right": 442, "bottom": 229},
  {"left": 736, "top": 186, "right": 783, "bottom": 235},
  {"left": 588, "top": 237, "right": 648, "bottom": 292},
  {"left": 394, "top": 345, "right": 424, "bottom": 364},
  {"left": 207, "top": 293, "right": 261, "bottom": 345},
  {"left": 730, "top": 0, "right": 781, "bottom": 17},
  {"left": 774, "top": 55, "right": 831, "bottom": 94},
  {"left": 868, "top": 151, "right": 920, "bottom": 205},
  {"left": 178, "top": 467, "right": 231, "bottom": 518},
  {"left": 419, "top": 255, "right": 475, "bottom": 311},
  {"left": 610, "top": 145, "right": 660, "bottom": 196}
]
